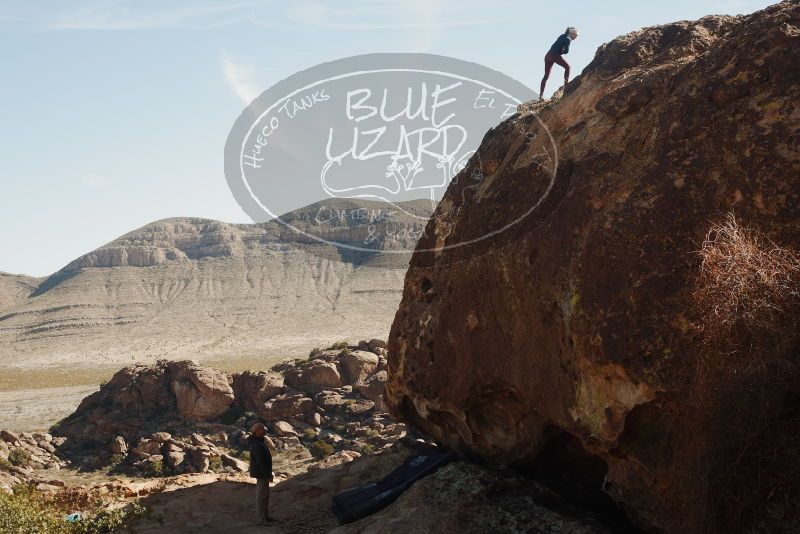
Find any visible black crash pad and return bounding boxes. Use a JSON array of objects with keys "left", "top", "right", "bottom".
[{"left": 332, "top": 447, "right": 457, "bottom": 523}]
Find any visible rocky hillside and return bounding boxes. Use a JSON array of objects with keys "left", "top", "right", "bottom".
[
  {"left": 0, "top": 272, "right": 40, "bottom": 314},
  {"left": 1, "top": 341, "right": 633, "bottom": 533},
  {"left": 388, "top": 2, "right": 800, "bottom": 533},
  {"left": 0, "top": 199, "right": 431, "bottom": 372},
  {"left": 3, "top": 339, "right": 404, "bottom": 491}
]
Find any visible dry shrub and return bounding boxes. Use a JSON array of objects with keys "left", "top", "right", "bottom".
[
  {"left": 690, "top": 214, "right": 800, "bottom": 533},
  {"left": 0, "top": 484, "right": 147, "bottom": 534},
  {"left": 694, "top": 213, "right": 800, "bottom": 339}
]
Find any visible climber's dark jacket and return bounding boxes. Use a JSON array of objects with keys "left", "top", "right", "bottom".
[
  {"left": 549, "top": 34, "right": 571, "bottom": 55},
  {"left": 248, "top": 435, "right": 272, "bottom": 479}
]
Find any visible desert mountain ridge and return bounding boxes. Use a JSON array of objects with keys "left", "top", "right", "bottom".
[
  {"left": 0, "top": 272, "right": 42, "bottom": 314},
  {"left": 0, "top": 198, "right": 433, "bottom": 379}
]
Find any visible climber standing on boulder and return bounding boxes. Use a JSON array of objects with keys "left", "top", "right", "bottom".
[{"left": 540, "top": 27, "right": 579, "bottom": 99}]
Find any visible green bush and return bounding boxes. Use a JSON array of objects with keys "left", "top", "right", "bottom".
[
  {"left": 328, "top": 341, "right": 349, "bottom": 350},
  {"left": 0, "top": 485, "right": 147, "bottom": 534},
  {"left": 208, "top": 455, "right": 223, "bottom": 472},
  {"left": 8, "top": 448, "right": 31, "bottom": 466},
  {"left": 302, "top": 428, "right": 317, "bottom": 439},
  {"left": 309, "top": 440, "right": 335, "bottom": 459},
  {"left": 235, "top": 450, "right": 250, "bottom": 462},
  {"left": 0, "top": 485, "right": 65, "bottom": 533},
  {"left": 219, "top": 405, "right": 245, "bottom": 425},
  {"left": 72, "top": 503, "right": 148, "bottom": 534},
  {"left": 106, "top": 454, "right": 126, "bottom": 471},
  {"left": 142, "top": 457, "right": 164, "bottom": 478},
  {"left": 359, "top": 443, "right": 376, "bottom": 455}
]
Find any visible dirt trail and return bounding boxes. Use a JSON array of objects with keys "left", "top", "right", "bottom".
[{"left": 131, "top": 447, "right": 407, "bottom": 534}]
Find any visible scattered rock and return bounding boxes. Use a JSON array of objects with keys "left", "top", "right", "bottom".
[
  {"left": 0, "top": 430, "right": 19, "bottom": 444},
  {"left": 314, "top": 391, "right": 347, "bottom": 412},
  {"left": 220, "top": 453, "right": 247, "bottom": 472},
  {"left": 284, "top": 360, "right": 342, "bottom": 391},
  {"left": 273, "top": 421, "right": 297, "bottom": 437},
  {"left": 307, "top": 412, "right": 322, "bottom": 427},
  {"left": 150, "top": 432, "right": 172, "bottom": 444},
  {"left": 338, "top": 351, "right": 379, "bottom": 385},
  {"left": 367, "top": 339, "right": 387, "bottom": 350},
  {"left": 132, "top": 439, "right": 161, "bottom": 457},
  {"left": 166, "top": 451, "right": 185, "bottom": 470},
  {"left": 259, "top": 394, "right": 314, "bottom": 421},
  {"left": 357, "top": 370, "right": 387, "bottom": 402},
  {"left": 232, "top": 371, "right": 284, "bottom": 412},
  {"left": 169, "top": 361, "right": 235, "bottom": 421},
  {"left": 109, "top": 436, "right": 127, "bottom": 454}
]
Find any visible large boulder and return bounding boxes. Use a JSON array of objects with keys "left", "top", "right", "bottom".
[
  {"left": 272, "top": 421, "right": 297, "bottom": 437},
  {"left": 357, "top": 370, "right": 387, "bottom": 402},
  {"left": 338, "top": 351, "right": 379, "bottom": 385},
  {"left": 109, "top": 436, "right": 127, "bottom": 455},
  {"left": 387, "top": 4, "right": 800, "bottom": 534},
  {"left": 53, "top": 360, "right": 234, "bottom": 444},
  {"left": 284, "top": 360, "right": 342, "bottom": 391},
  {"left": 0, "top": 430, "right": 19, "bottom": 445},
  {"left": 259, "top": 394, "right": 314, "bottom": 422},
  {"left": 52, "top": 361, "right": 176, "bottom": 443},
  {"left": 232, "top": 371, "right": 285, "bottom": 412},
  {"left": 168, "top": 361, "right": 234, "bottom": 420}
]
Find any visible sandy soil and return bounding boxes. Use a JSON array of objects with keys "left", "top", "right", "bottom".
[
  {"left": 0, "top": 384, "right": 98, "bottom": 431},
  {"left": 130, "top": 447, "right": 408, "bottom": 534},
  {"left": 0, "top": 354, "right": 298, "bottom": 432}
]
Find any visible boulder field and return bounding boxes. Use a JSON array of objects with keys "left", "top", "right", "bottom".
[
  {"left": 45, "top": 340, "right": 403, "bottom": 478},
  {"left": 387, "top": 2, "right": 800, "bottom": 533}
]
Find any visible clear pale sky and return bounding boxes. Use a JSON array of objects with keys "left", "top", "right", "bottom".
[{"left": 0, "top": 0, "right": 775, "bottom": 277}]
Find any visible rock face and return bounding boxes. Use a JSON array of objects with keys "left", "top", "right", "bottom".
[
  {"left": 168, "top": 362, "right": 234, "bottom": 420},
  {"left": 232, "top": 371, "right": 284, "bottom": 412},
  {"left": 388, "top": 3, "right": 800, "bottom": 534},
  {"left": 284, "top": 360, "right": 343, "bottom": 392},
  {"left": 54, "top": 340, "right": 394, "bottom": 451},
  {"left": 339, "top": 351, "right": 379, "bottom": 385},
  {"left": 41, "top": 339, "right": 415, "bottom": 483},
  {"left": 0, "top": 431, "right": 69, "bottom": 492},
  {"left": 53, "top": 360, "right": 233, "bottom": 443}
]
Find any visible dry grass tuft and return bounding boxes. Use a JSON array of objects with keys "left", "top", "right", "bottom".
[
  {"left": 690, "top": 213, "right": 800, "bottom": 533},
  {"left": 694, "top": 213, "right": 800, "bottom": 338}
]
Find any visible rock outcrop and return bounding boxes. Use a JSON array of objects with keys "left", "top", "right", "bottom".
[
  {"left": 168, "top": 362, "right": 234, "bottom": 420},
  {"left": 0, "top": 431, "right": 68, "bottom": 493},
  {"left": 232, "top": 372, "right": 285, "bottom": 412},
  {"left": 388, "top": 3, "right": 800, "bottom": 533},
  {"left": 53, "top": 360, "right": 239, "bottom": 445},
  {"left": 51, "top": 341, "right": 404, "bottom": 466}
]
